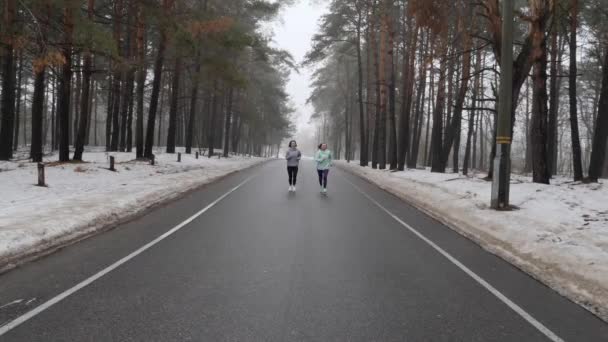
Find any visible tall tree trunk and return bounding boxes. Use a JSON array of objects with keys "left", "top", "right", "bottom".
[
  {"left": 126, "top": 85, "right": 134, "bottom": 152},
  {"left": 166, "top": 57, "right": 181, "bottom": 153},
  {"left": 105, "top": 73, "right": 113, "bottom": 150},
  {"left": 531, "top": 16, "right": 550, "bottom": 184},
  {"left": 524, "top": 80, "right": 533, "bottom": 173},
  {"left": 58, "top": 6, "right": 74, "bottom": 162},
  {"left": 424, "top": 38, "right": 435, "bottom": 167},
  {"left": 441, "top": 16, "right": 472, "bottom": 173},
  {"left": 186, "top": 58, "right": 200, "bottom": 154},
  {"left": 110, "top": 72, "right": 122, "bottom": 152},
  {"left": 568, "top": 0, "right": 584, "bottom": 181},
  {"left": 14, "top": 53, "right": 23, "bottom": 150},
  {"left": 73, "top": 57, "right": 82, "bottom": 146},
  {"left": 223, "top": 87, "right": 234, "bottom": 157},
  {"left": 22, "top": 73, "right": 29, "bottom": 146},
  {"left": 356, "top": 11, "right": 368, "bottom": 166},
  {"left": 588, "top": 45, "right": 608, "bottom": 182},
  {"left": 94, "top": 83, "right": 98, "bottom": 146},
  {"left": 208, "top": 81, "right": 219, "bottom": 157},
  {"left": 120, "top": 10, "right": 135, "bottom": 153},
  {"left": 366, "top": 7, "right": 374, "bottom": 163},
  {"left": 371, "top": 2, "right": 380, "bottom": 169},
  {"left": 387, "top": 11, "right": 397, "bottom": 170},
  {"left": 0, "top": 0, "right": 17, "bottom": 160},
  {"left": 431, "top": 39, "right": 448, "bottom": 173},
  {"left": 409, "top": 32, "right": 427, "bottom": 168},
  {"left": 135, "top": 4, "right": 146, "bottom": 158},
  {"left": 232, "top": 103, "right": 242, "bottom": 154},
  {"left": 377, "top": 4, "right": 388, "bottom": 170},
  {"left": 30, "top": 61, "right": 46, "bottom": 162},
  {"left": 74, "top": 0, "right": 95, "bottom": 161},
  {"left": 109, "top": 0, "right": 124, "bottom": 152},
  {"left": 86, "top": 79, "right": 94, "bottom": 145},
  {"left": 547, "top": 28, "right": 559, "bottom": 175},
  {"left": 398, "top": 15, "right": 417, "bottom": 171},
  {"left": 464, "top": 48, "right": 482, "bottom": 176},
  {"left": 43, "top": 68, "right": 52, "bottom": 147},
  {"left": 51, "top": 76, "right": 57, "bottom": 150},
  {"left": 144, "top": 1, "right": 172, "bottom": 158}
]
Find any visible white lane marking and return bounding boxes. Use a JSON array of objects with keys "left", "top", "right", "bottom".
[
  {"left": 0, "top": 300, "right": 23, "bottom": 310},
  {"left": 0, "top": 175, "right": 255, "bottom": 336},
  {"left": 344, "top": 178, "right": 565, "bottom": 342}
]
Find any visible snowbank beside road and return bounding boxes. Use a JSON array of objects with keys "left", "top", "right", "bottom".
[
  {"left": 0, "top": 149, "right": 267, "bottom": 271},
  {"left": 337, "top": 161, "right": 608, "bottom": 321}
]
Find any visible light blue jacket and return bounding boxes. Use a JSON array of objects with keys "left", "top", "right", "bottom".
[{"left": 315, "top": 150, "right": 332, "bottom": 170}]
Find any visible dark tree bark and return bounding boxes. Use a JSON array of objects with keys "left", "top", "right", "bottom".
[
  {"left": 73, "top": 58, "right": 82, "bottom": 146},
  {"left": 524, "top": 80, "right": 533, "bottom": 173},
  {"left": 355, "top": 6, "right": 368, "bottom": 166},
  {"left": 166, "top": 57, "right": 182, "bottom": 153},
  {"left": 0, "top": 0, "right": 17, "bottom": 160},
  {"left": 568, "top": 0, "right": 584, "bottom": 181},
  {"left": 408, "top": 32, "right": 427, "bottom": 169},
  {"left": 14, "top": 52, "right": 23, "bottom": 151},
  {"left": 126, "top": 79, "right": 134, "bottom": 152},
  {"left": 441, "top": 18, "right": 472, "bottom": 173},
  {"left": 232, "top": 105, "right": 242, "bottom": 154},
  {"left": 135, "top": 4, "right": 146, "bottom": 158},
  {"left": 110, "top": 71, "right": 122, "bottom": 151},
  {"left": 223, "top": 87, "right": 235, "bottom": 157},
  {"left": 74, "top": 0, "right": 95, "bottom": 161},
  {"left": 588, "top": 45, "right": 608, "bottom": 182},
  {"left": 431, "top": 42, "right": 448, "bottom": 173},
  {"left": 387, "top": 17, "right": 397, "bottom": 170},
  {"left": 531, "top": 18, "right": 550, "bottom": 184},
  {"left": 377, "top": 6, "right": 388, "bottom": 170},
  {"left": 464, "top": 49, "right": 482, "bottom": 176},
  {"left": 208, "top": 81, "right": 219, "bottom": 158},
  {"left": 424, "top": 40, "right": 435, "bottom": 167},
  {"left": 105, "top": 73, "right": 113, "bottom": 150},
  {"left": 31, "top": 62, "right": 47, "bottom": 162},
  {"left": 93, "top": 82, "right": 98, "bottom": 146},
  {"left": 109, "top": 0, "right": 125, "bottom": 152},
  {"left": 51, "top": 76, "right": 57, "bottom": 150},
  {"left": 371, "top": 3, "right": 381, "bottom": 169},
  {"left": 119, "top": 8, "right": 135, "bottom": 153},
  {"left": 397, "top": 17, "right": 417, "bottom": 171},
  {"left": 144, "top": 1, "right": 172, "bottom": 158},
  {"left": 86, "top": 79, "right": 94, "bottom": 145},
  {"left": 57, "top": 7, "right": 74, "bottom": 162},
  {"left": 547, "top": 28, "right": 559, "bottom": 175},
  {"left": 185, "top": 58, "right": 200, "bottom": 154}
]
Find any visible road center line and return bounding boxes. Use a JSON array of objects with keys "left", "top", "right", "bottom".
[
  {"left": 0, "top": 174, "right": 255, "bottom": 337},
  {"left": 344, "top": 177, "right": 564, "bottom": 342}
]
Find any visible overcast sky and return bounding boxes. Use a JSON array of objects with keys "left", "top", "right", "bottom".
[{"left": 267, "top": 0, "right": 328, "bottom": 153}]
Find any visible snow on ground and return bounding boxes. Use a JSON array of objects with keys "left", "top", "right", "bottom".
[
  {"left": 0, "top": 147, "right": 267, "bottom": 270},
  {"left": 337, "top": 161, "right": 608, "bottom": 321}
]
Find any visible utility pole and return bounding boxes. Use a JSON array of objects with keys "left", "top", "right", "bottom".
[{"left": 491, "top": 0, "right": 513, "bottom": 209}]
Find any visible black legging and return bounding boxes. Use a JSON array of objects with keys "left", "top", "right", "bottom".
[
  {"left": 287, "top": 166, "right": 299, "bottom": 185},
  {"left": 317, "top": 169, "right": 329, "bottom": 188}
]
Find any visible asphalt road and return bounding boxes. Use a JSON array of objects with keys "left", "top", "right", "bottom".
[{"left": 1, "top": 160, "right": 607, "bottom": 341}]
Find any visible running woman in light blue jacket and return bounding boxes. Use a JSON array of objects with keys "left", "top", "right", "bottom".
[{"left": 315, "top": 143, "right": 332, "bottom": 194}]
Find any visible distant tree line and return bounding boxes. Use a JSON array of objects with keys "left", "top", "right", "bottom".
[
  {"left": 305, "top": 0, "right": 608, "bottom": 183},
  {"left": 0, "top": 0, "right": 296, "bottom": 163}
]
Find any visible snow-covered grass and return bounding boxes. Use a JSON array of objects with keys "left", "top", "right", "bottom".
[
  {"left": 0, "top": 147, "right": 267, "bottom": 271},
  {"left": 337, "top": 161, "right": 608, "bottom": 321}
]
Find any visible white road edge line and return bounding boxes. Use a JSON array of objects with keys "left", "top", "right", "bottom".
[
  {"left": 0, "top": 175, "right": 255, "bottom": 336},
  {"left": 345, "top": 178, "right": 565, "bottom": 342}
]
